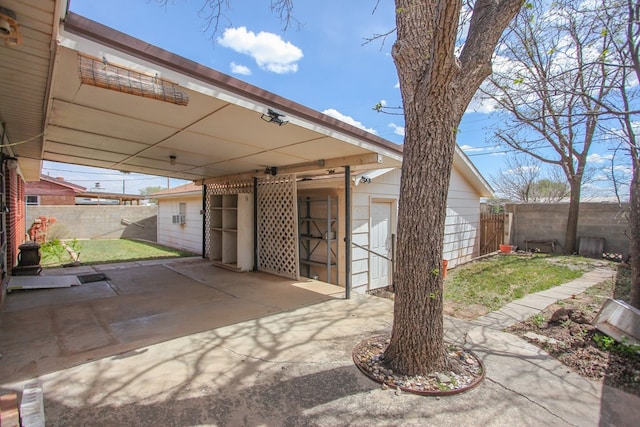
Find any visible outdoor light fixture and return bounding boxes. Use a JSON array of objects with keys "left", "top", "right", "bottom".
[
  {"left": 264, "top": 166, "right": 278, "bottom": 176},
  {"left": 169, "top": 155, "right": 176, "bottom": 165},
  {"left": 0, "top": 6, "right": 23, "bottom": 47},
  {"left": 260, "top": 108, "right": 288, "bottom": 126},
  {"left": 3, "top": 156, "right": 18, "bottom": 170}
]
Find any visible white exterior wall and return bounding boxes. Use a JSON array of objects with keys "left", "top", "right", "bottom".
[
  {"left": 443, "top": 171, "right": 481, "bottom": 268},
  {"left": 349, "top": 167, "right": 482, "bottom": 293},
  {"left": 157, "top": 195, "right": 203, "bottom": 254},
  {"left": 351, "top": 169, "right": 401, "bottom": 293}
]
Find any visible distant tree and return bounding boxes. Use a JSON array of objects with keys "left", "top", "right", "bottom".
[
  {"left": 480, "top": 0, "right": 618, "bottom": 254},
  {"left": 139, "top": 186, "right": 165, "bottom": 196},
  {"left": 491, "top": 155, "right": 570, "bottom": 202}
]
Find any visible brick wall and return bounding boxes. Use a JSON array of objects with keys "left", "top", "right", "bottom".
[
  {"left": 39, "top": 195, "right": 76, "bottom": 205},
  {"left": 6, "top": 168, "right": 26, "bottom": 269},
  {"left": 505, "top": 203, "right": 630, "bottom": 257}
]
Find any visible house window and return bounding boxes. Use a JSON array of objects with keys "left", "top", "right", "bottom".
[{"left": 26, "top": 195, "right": 39, "bottom": 206}]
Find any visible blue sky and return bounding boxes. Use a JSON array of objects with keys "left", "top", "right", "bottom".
[{"left": 49, "top": 0, "right": 625, "bottom": 198}]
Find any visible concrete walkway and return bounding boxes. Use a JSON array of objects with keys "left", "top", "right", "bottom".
[{"left": 2, "top": 266, "right": 639, "bottom": 426}]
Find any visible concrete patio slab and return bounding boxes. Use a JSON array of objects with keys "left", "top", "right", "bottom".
[
  {"left": 0, "top": 258, "right": 339, "bottom": 384},
  {"left": 2, "top": 291, "right": 636, "bottom": 426},
  {"left": 1, "top": 261, "right": 637, "bottom": 426}
]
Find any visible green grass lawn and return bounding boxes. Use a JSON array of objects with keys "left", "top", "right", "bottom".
[
  {"left": 444, "top": 254, "right": 605, "bottom": 312},
  {"left": 40, "top": 239, "right": 198, "bottom": 267}
]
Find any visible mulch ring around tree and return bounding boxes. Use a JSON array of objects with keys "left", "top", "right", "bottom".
[{"left": 352, "top": 335, "right": 485, "bottom": 396}]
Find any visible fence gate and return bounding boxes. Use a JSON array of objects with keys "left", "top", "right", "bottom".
[{"left": 480, "top": 212, "right": 505, "bottom": 255}]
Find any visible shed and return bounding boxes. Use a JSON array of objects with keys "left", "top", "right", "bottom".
[{"left": 154, "top": 183, "right": 203, "bottom": 254}]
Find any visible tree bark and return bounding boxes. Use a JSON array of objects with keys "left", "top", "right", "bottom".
[
  {"left": 384, "top": 0, "right": 523, "bottom": 375},
  {"left": 630, "top": 155, "right": 640, "bottom": 308},
  {"left": 563, "top": 177, "right": 582, "bottom": 254}
]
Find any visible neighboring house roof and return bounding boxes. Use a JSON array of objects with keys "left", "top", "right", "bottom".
[
  {"left": 27, "top": 175, "right": 87, "bottom": 195},
  {"left": 154, "top": 182, "right": 202, "bottom": 199}
]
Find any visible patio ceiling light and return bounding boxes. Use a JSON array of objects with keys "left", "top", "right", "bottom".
[{"left": 260, "top": 109, "right": 288, "bottom": 126}]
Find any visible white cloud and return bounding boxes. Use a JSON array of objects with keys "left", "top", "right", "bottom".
[
  {"left": 394, "top": 81, "right": 400, "bottom": 89},
  {"left": 230, "top": 62, "right": 252, "bottom": 76},
  {"left": 459, "top": 144, "right": 486, "bottom": 153},
  {"left": 587, "top": 153, "right": 614, "bottom": 164},
  {"left": 218, "top": 27, "right": 303, "bottom": 74},
  {"left": 322, "top": 109, "right": 377, "bottom": 134},
  {"left": 388, "top": 123, "right": 404, "bottom": 136}
]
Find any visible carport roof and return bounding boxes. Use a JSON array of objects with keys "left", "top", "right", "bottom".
[
  {"left": 38, "top": 12, "right": 404, "bottom": 184},
  {"left": 1, "top": 3, "right": 491, "bottom": 198}
]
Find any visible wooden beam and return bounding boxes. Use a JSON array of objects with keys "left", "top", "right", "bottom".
[{"left": 199, "top": 153, "right": 383, "bottom": 185}]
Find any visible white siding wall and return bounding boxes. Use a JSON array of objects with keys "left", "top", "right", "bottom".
[
  {"left": 157, "top": 195, "right": 203, "bottom": 253},
  {"left": 443, "top": 171, "right": 481, "bottom": 268},
  {"left": 349, "top": 167, "right": 482, "bottom": 293},
  {"left": 351, "top": 169, "right": 401, "bottom": 293}
]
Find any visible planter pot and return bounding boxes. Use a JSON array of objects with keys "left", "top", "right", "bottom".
[{"left": 499, "top": 245, "right": 513, "bottom": 254}]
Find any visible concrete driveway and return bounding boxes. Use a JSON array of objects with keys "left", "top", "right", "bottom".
[
  {"left": 1, "top": 263, "right": 639, "bottom": 426},
  {"left": 0, "top": 258, "right": 344, "bottom": 384}
]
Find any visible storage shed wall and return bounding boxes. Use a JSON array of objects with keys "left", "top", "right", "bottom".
[
  {"left": 157, "top": 195, "right": 203, "bottom": 254},
  {"left": 443, "top": 171, "right": 482, "bottom": 268}
]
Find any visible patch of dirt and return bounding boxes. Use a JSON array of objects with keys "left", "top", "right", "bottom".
[{"left": 506, "top": 267, "right": 640, "bottom": 397}]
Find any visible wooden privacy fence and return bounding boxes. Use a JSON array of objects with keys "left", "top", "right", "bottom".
[{"left": 480, "top": 212, "right": 505, "bottom": 255}]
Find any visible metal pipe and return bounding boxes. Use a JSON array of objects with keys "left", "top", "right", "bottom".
[
  {"left": 201, "top": 184, "right": 207, "bottom": 258},
  {"left": 344, "top": 165, "right": 351, "bottom": 299},
  {"left": 253, "top": 177, "right": 258, "bottom": 272}
]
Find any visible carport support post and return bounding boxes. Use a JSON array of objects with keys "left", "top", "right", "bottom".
[
  {"left": 253, "top": 177, "right": 258, "bottom": 272},
  {"left": 344, "top": 165, "right": 351, "bottom": 299},
  {"left": 202, "top": 184, "right": 207, "bottom": 258}
]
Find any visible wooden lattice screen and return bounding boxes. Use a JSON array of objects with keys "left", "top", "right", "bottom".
[
  {"left": 78, "top": 54, "right": 189, "bottom": 106},
  {"left": 257, "top": 174, "right": 299, "bottom": 279}
]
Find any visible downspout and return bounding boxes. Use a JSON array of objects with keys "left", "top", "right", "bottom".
[
  {"left": 344, "top": 165, "right": 351, "bottom": 299},
  {"left": 201, "top": 184, "right": 206, "bottom": 258}
]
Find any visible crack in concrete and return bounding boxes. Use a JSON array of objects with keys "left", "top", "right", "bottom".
[
  {"left": 486, "top": 377, "right": 580, "bottom": 427},
  {"left": 221, "top": 346, "right": 347, "bottom": 366}
]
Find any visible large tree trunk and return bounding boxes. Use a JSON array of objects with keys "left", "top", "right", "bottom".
[
  {"left": 384, "top": 96, "right": 458, "bottom": 374},
  {"left": 383, "top": 0, "right": 523, "bottom": 376},
  {"left": 563, "top": 177, "right": 582, "bottom": 254},
  {"left": 630, "top": 157, "right": 640, "bottom": 308}
]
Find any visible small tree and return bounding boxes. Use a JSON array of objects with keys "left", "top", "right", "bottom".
[
  {"left": 480, "top": 0, "right": 618, "bottom": 254},
  {"left": 491, "top": 155, "right": 572, "bottom": 202},
  {"left": 590, "top": 0, "right": 640, "bottom": 307},
  {"left": 139, "top": 186, "right": 166, "bottom": 196}
]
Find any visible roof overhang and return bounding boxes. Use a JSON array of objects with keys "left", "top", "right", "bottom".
[
  {"left": 39, "top": 12, "right": 402, "bottom": 183},
  {"left": 2, "top": 5, "right": 492, "bottom": 197}
]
